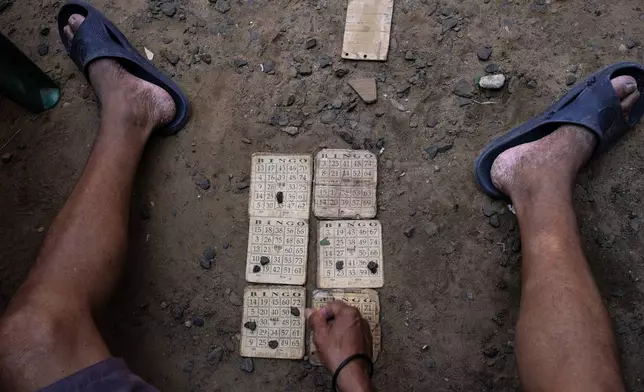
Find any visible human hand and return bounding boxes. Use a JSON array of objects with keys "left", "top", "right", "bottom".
[{"left": 306, "top": 301, "right": 374, "bottom": 392}]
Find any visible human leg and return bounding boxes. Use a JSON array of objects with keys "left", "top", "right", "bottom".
[
  {"left": 0, "top": 14, "right": 175, "bottom": 392},
  {"left": 490, "top": 76, "right": 639, "bottom": 392}
]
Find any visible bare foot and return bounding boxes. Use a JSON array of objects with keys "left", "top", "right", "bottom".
[
  {"left": 490, "top": 75, "right": 640, "bottom": 200},
  {"left": 63, "top": 14, "right": 176, "bottom": 139}
]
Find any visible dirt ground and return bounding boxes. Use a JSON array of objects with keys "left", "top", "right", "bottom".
[{"left": 2, "top": 0, "right": 644, "bottom": 390}]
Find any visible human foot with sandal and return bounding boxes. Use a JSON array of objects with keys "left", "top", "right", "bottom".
[{"left": 0, "top": 0, "right": 642, "bottom": 390}]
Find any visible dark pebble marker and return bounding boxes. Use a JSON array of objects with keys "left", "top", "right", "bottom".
[
  {"left": 253, "top": 265, "right": 261, "bottom": 273},
  {"left": 260, "top": 256, "right": 270, "bottom": 265},
  {"left": 290, "top": 307, "right": 300, "bottom": 317},
  {"left": 268, "top": 340, "right": 279, "bottom": 349},
  {"left": 336, "top": 261, "right": 344, "bottom": 271},
  {"left": 276, "top": 191, "right": 284, "bottom": 204},
  {"left": 192, "top": 316, "right": 205, "bottom": 327},
  {"left": 367, "top": 261, "right": 378, "bottom": 274},
  {"left": 244, "top": 321, "right": 257, "bottom": 331}
]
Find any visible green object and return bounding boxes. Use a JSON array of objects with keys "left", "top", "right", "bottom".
[
  {"left": 0, "top": 33, "right": 61, "bottom": 112},
  {"left": 320, "top": 238, "right": 330, "bottom": 246}
]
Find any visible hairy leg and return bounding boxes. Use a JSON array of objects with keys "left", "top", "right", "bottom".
[
  {"left": 0, "top": 14, "right": 175, "bottom": 392},
  {"left": 491, "top": 76, "right": 639, "bottom": 392}
]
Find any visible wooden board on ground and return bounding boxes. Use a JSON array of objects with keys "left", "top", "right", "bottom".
[
  {"left": 313, "top": 149, "right": 377, "bottom": 219},
  {"left": 245, "top": 217, "right": 308, "bottom": 285},
  {"left": 341, "top": 0, "right": 394, "bottom": 61},
  {"left": 240, "top": 285, "right": 306, "bottom": 359},
  {"left": 249, "top": 153, "right": 312, "bottom": 219},
  {"left": 309, "top": 289, "right": 381, "bottom": 365},
  {"left": 317, "top": 220, "right": 383, "bottom": 288}
]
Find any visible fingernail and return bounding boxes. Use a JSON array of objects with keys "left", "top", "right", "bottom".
[{"left": 626, "top": 82, "right": 637, "bottom": 94}]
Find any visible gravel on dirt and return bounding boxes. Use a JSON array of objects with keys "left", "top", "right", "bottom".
[
  {"left": 476, "top": 45, "right": 493, "bottom": 61},
  {"left": 240, "top": 357, "right": 254, "bottom": 373}
]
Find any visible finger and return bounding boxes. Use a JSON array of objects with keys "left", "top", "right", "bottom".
[
  {"left": 306, "top": 308, "right": 330, "bottom": 336},
  {"left": 322, "top": 300, "right": 354, "bottom": 319}
]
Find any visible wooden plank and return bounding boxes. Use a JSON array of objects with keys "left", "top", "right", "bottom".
[{"left": 341, "top": 0, "right": 394, "bottom": 61}]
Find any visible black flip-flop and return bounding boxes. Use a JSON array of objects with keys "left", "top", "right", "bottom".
[
  {"left": 474, "top": 61, "right": 644, "bottom": 199},
  {"left": 57, "top": 1, "right": 190, "bottom": 135}
]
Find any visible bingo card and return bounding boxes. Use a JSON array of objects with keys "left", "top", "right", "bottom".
[
  {"left": 313, "top": 149, "right": 377, "bottom": 219},
  {"left": 309, "top": 289, "right": 381, "bottom": 365},
  {"left": 240, "top": 285, "right": 306, "bottom": 359},
  {"left": 249, "top": 153, "right": 312, "bottom": 219},
  {"left": 246, "top": 218, "right": 308, "bottom": 285},
  {"left": 317, "top": 220, "right": 384, "bottom": 288}
]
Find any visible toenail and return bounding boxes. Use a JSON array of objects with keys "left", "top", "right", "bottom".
[
  {"left": 625, "top": 82, "right": 637, "bottom": 94},
  {"left": 69, "top": 15, "right": 77, "bottom": 24}
]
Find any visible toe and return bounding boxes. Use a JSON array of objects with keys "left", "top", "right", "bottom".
[
  {"left": 611, "top": 75, "right": 639, "bottom": 117},
  {"left": 63, "top": 25, "right": 74, "bottom": 41},
  {"left": 68, "top": 14, "right": 85, "bottom": 33}
]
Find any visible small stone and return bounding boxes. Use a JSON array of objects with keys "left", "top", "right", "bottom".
[
  {"left": 37, "top": 43, "right": 49, "bottom": 56},
  {"left": 163, "top": 50, "right": 180, "bottom": 65},
  {"left": 229, "top": 292, "right": 243, "bottom": 306},
  {"left": 280, "top": 126, "right": 299, "bottom": 136},
  {"left": 424, "top": 146, "right": 438, "bottom": 159},
  {"left": 241, "top": 137, "right": 251, "bottom": 144},
  {"left": 199, "top": 256, "right": 212, "bottom": 269},
  {"left": 415, "top": 59, "right": 427, "bottom": 69},
  {"left": 202, "top": 54, "right": 212, "bottom": 64},
  {"left": 244, "top": 321, "right": 257, "bottom": 331},
  {"left": 348, "top": 78, "right": 377, "bottom": 104},
  {"left": 207, "top": 347, "right": 223, "bottom": 365},
  {"left": 489, "top": 215, "right": 500, "bottom": 228},
  {"left": 253, "top": 265, "right": 261, "bottom": 273},
  {"left": 404, "top": 226, "right": 415, "bottom": 238},
  {"left": 160, "top": 301, "right": 168, "bottom": 309},
  {"left": 290, "top": 307, "right": 300, "bottom": 317},
  {"left": 409, "top": 114, "right": 419, "bottom": 128},
  {"left": 184, "top": 320, "right": 193, "bottom": 328},
  {"left": 426, "top": 118, "right": 438, "bottom": 128},
  {"left": 567, "top": 64, "right": 579, "bottom": 73},
  {"left": 198, "top": 179, "right": 211, "bottom": 190},
  {"left": 240, "top": 357, "right": 254, "bottom": 372},
  {"left": 234, "top": 59, "right": 248, "bottom": 67},
  {"left": 453, "top": 79, "right": 473, "bottom": 98},
  {"left": 404, "top": 50, "right": 416, "bottom": 60},
  {"left": 268, "top": 340, "right": 279, "bottom": 349},
  {"left": 511, "top": 237, "right": 521, "bottom": 252},
  {"left": 335, "top": 130, "right": 354, "bottom": 144},
  {"left": 282, "top": 95, "right": 296, "bottom": 106},
  {"left": 477, "top": 46, "right": 492, "bottom": 61},
  {"left": 261, "top": 60, "right": 275, "bottom": 74},
  {"left": 618, "top": 44, "right": 628, "bottom": 53},
  {"left": 36, "top": 226, "right": 45, "bottom": 233},
  {"left": 630, "top": 217, "right": 640, "bottom": 232},
  {"left": 526, "top": 79, "right": 538, "bottom": 89},
  {"left": 424, "top": 222, "right": 439, "bottom": 236},
  {"left": 479, "top": 74, "right": 505, "bottom": 89},
  {"left": 305, "top": 38, "right": 317, "bottom": 49},
  {"left": 298, "top": 64, "right": 312, "bottom": 76},
  {"left": 565, "top": 74, "right": 577, "bottom": 86},
  {"left": 162, "top": 36, "right": 173, "bottom": 44},
  {"left": 161, "top": 2, "right": 176, "bottom": 17},
  {"left": 332, "top": 99, "right": 343, "bottom": 109},
  {"left": 336, "top": 261, "right": 344, "bottom": 270},
  {"left": 40, "top": 26, "right": 50, "bottom": 36},
  {"left": 215, "top": 0, "right": 231, "bottom": 13},
  {"left": 442, "top": 17, "right": 458, "bottom": 33},
  {"left": 203, "top": 246, "right": 216, "bottom": 260},
  {"left": 484, "top": 63, "right": 500, "bottom": 73},
  {"left": 192, "top": 316, "right": 205, "bottom": 327},
  {"left": 319, "top": 55, "right": 332, "bottom": 68},
  {"left": 171, "top": 305, "right": 184, "bottom": 320},
  {"left": 367, "top": 261, "right": 378, "bottom": 274},
  {"left": 313, "top": 374, "right": 325, "bottom": 387},
  {"left": 1, "top": 153, "right": 12, "bottom": 163},
  {"left": 483, "top": 346, "right": 499, "bottom": 358},
  {"left": 260, "top": 256, "right": 270, "bottom": 265},
  {"left": 335, "top": 68, "right": 349, "bottom": 78},
  {"left": 321, "top": 111, "right": 336, "bottom": 124}
]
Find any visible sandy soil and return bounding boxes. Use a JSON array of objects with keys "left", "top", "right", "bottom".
[{"left": 1, "top": 0, "right": 644, "bottom": 390}]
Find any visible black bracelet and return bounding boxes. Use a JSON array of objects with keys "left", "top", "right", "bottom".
[{"left": 331, "top": 353, "right": 374, "bottom": 392}]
